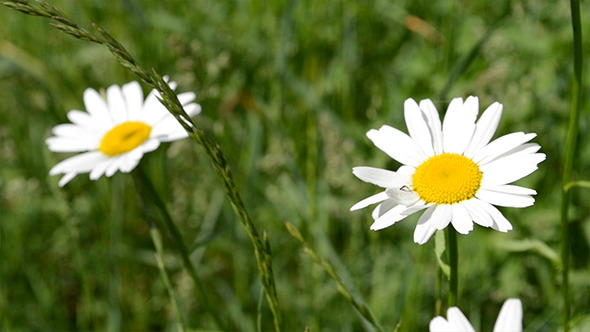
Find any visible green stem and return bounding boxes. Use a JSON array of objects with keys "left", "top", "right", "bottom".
[
  {"left": 561, "top": 0, "right": 583, "bottom": 330},
  {"left": 132, "top": 165, "right": 227, "bottom": 331},
  {"left": 149, "top": 225, "right": 186, "bottom": 332},
  {"left": 446, "top": 228, "right": 458, "bottom": 307}
]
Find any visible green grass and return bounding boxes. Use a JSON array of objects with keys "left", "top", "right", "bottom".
[{"left": 0, "top": 0, "right": 589, "bottom": 331}]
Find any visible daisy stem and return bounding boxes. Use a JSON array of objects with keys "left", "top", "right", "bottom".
[
  {"left": 132, "top": 165, "right": 227, "bottom": 331},
  {"left": 561, "top": 0, "right": 583, "bottom": 330},
  {"left": 446, "top": 228, "right": 458, "bottom": 307}
]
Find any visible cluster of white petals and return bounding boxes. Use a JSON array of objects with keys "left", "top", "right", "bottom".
[{"left": 351, "top": 96, "right": 545, "bottom": 244}]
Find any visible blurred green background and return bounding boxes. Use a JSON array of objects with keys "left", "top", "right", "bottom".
[{"left": 1, "top": 0, "right": 589, "bottom": 331}]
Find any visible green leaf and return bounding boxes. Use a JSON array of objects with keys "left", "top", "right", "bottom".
[{"left": 435, "top": 230, "right": 450, "bottom": 278}]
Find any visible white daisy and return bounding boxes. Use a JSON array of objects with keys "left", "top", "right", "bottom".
[
  {"left": 351, "top": 96, "right": 545, "bottom": 244},
  {"left": 430, "top": 298, "right": 523, "bottom": 332},
  {"left": 47, "top": 80, "right": 201, "bottom": 187}
]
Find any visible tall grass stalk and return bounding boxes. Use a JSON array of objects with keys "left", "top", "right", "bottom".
[
  {"left": 0, "top": 1, "right": 281, "bottom": 330},
  {"left": 561, "top": 0, "right": 583, "bottom": 330},
  {"left": 285, "top": 222, "right": 384, "bottom": 332}
]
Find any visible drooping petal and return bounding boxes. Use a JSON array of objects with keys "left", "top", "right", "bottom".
[
  {"left": 492, "top": 299, "right": 523, "bottom": 332},
  {"left": 414, "top": 205, "right": 438, "bottom": 244},
  {"left": 366, "top": 125, "right": 427, "bottom": 167},
  {"left": 419, "top": 99, "right": 444, "bottom": 155},
  {"left": 432, "top": 204, "right": 453, "bottom": 230},
  {"left": 58, "top": 173, "right": 77, "bottom": 187},
  {"left": 352, "top": 166, "right": 410, "bottom": 189},
  {"left": 464, "top": 102, "right": 503, "bottom": 158},
  {"left": 477, "top": 200, "right": 513, "bottom": 232},
  {"left": 429, "top": 307, "right": 476, "bottom": 332},
  {"left": 451, "top": 203, "right": 474, "bottom": 234},
  {"left": 370, "top": 204, "right": 412, "bottom": 230},
  {"left": 351, "top": 191, "right": 389, "bottom": 211},
  {"left": 372, "top": 198, "right": 397, "bottom": 219},
  {"left": 462, "top": 198, "right": 494, "bottom": 228},
  {"left": 404, "top": 98, "right": 434, "bottom": 157}
]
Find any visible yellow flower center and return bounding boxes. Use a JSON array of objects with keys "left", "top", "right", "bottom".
[
  {"left": 99, "top": 121, "right": 152, "bottom": 156},
  {"left": 412, "top": 153, "right": 482, "bottom": 204}
]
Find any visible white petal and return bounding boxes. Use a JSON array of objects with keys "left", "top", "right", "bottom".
[
  {"left": 46, "top": 137, "right": 98, "bottom": 152},
  {"left": 476, "top": 188, "right": 535, "bottom": 208},
  {"left": 105, "top": 156, "right": 123, "bottom": 177},
  {"left": 414, "top": 205, "right": 438, "bottom": 244},
  {"left": 89, "top": 159, "right": 112, "bottom": 180},
  {"left": 477, "top": 200, "right": 513, "bottom": 232},
  {"left": 432, "top": 204, "right": 453, "bottom": 230},
  {"left": 67, "top": 110, "right": 103, "bottom": 131},
  {"left": 49, "top": 151, "right": 109, "bottom": 175},
  {"left": 352, "top": 166, "right": 410, "bottom": 189},
  {"left": 58, "top": 173, "right": 77, "bottom": 187},
  {"left": 83, "top": 88, "right": 113, "bottom": 126},
  {"left": 370, "top": 204, "right": 411, "bottom": 230},
  {"left": 118, "top": 152, "right": 143, "bottom": 173},
  {"left": 183, "top": 102, "right": 202, "bottom": 116},
  {"left": 446, "top": 307, "right": 476, "bottom": 332},
  {"left": 464, "top": 102, "right": 503, "bottom": 158},
  {"left": 462, "top": 198, "right": 493, "bottom": 228},
  {"left": 385, "top": 187, "right": 421, "bottom": 206},
  {"left": 150, "top": 116, "right": 187, "bottom": 142},
  {"left": 472, "top": 132, "right": 536, "bottom": 164},
  {"left": 442, "top": 97, "right": 477, "bottom": 154},
  {"left": 136, "top": 138, "right": 161, "bottom": 154},
  {"left": 351, "top": 191, "right": 389, "bottom": 211},
  {"left": 366, "top": 125, "right": 427, "bottom": 167},
  {"left": 481, "top": 153, "right": 546, "bottom": 187},
  {"left": 106, "top": 84, "right": 128, "bottom": 124},
  {"left": 51, "top": 123, "right": 99, "bottom": 140},
  {"left": 141, "top": 90, "right": 168, "bottom": 125},
  {"left": 484, "top": 184, "right": 537, "bottom": 196},
  {"left": 479, "top": 143, "right": 541, "bottom": 171},
  {"left": 419, "top": 99, "right": 444, "bottom": 155},
  {"left": 372, "top": 199, "right": 397, "bottom": 219},
  {"left": 493, "top": 299, "right": 523, "bottom": 332},
  {"left": 122, "top": 81, "right": 144, "bottom": 121},
  {"left": 451, "top": 203, "right": 474, "bottom": 234},
  {"left": 177, "top": 91, "right": 196, "bottom": 106},
  {"left": 404, "top": 98, "right": 434, "bottom": 157}
]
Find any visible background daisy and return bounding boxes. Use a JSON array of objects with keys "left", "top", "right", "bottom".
[{"left": 46, "top": 80, "right": 201, "bottom": 186}]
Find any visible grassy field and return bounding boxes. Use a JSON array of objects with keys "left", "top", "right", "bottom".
[{"left": 0, "top": 0, "right": 589, "bottom": 331}]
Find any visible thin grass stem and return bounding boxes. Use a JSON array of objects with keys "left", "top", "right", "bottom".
[
  {"left": 149, "top": 226, "right": 186, "bottom": 332},
  {"left": 132, "top": 165, "right": 227, "bottom": 330},
  {"left": 285, "top": 222, "right": 384, "bottom": 332},
  {"left": 561, "top": 0, "right": 583, "bottom": 330}
]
